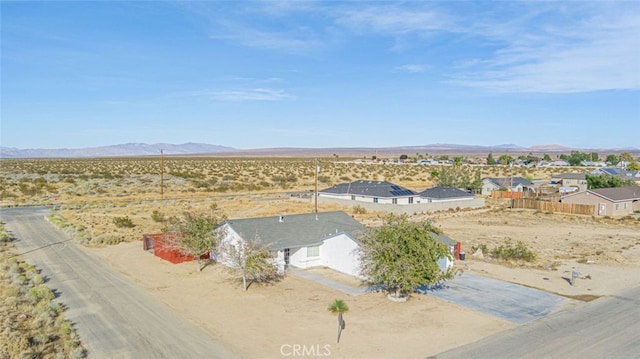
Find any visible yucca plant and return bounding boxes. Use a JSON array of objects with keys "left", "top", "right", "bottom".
[{"left": 328, "top": 299, "right": 349, "bottom": 343}]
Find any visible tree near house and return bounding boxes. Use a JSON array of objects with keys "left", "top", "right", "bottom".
[
  {"left": 486, "top": 152, "right": 496, "bottom": 165},
  {"left": 163, "top": 211, "right": 225, "bottom": 272},
  {"left": 222, "top": 234, "right": 279, "bottom": 291},
  {"left": 434, "top": 163, "right": 482, "bottom": 193},
  {"left": 498, "top": 154, "right": 513, "bottom": 165},
  {"left": 605, "top": 154, "right": 619, "bottom": 165},
  {"left": 328, "top": 299, "right": 349, "bottom": 343},
  {"left": 358, "top": 214, "right": 455, "bottom": 302},
  {"left": 586, "top": 174, "right": 635, "bottom": 189}
]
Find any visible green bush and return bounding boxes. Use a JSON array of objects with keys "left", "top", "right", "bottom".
[
  {"left": 112, "top": 216, "right": 134, "bottom": 228},
  {"left": 491, "top": 239, "right": 536, "bottom": 262},
  {"left": 151, "top": 210, "right": 166, "bottom": 223}
]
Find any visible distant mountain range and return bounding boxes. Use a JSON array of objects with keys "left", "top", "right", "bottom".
[{"left": 0, "top": 142, "right": 638, "bottom": 158}]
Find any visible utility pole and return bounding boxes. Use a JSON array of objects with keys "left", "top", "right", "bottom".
[
  {"left": 160, "top": 149, "right": 164, "bottom": 197},
  {"left": 314, "top": 159, "right": 320, "bottom": 213}
]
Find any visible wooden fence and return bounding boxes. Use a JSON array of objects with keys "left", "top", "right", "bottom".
[
  {"left": 491, "top": 191, "right": 537, "bottom": 199},
  {"left": 511, "top": 198, "right": 595, "bottom": 215}
]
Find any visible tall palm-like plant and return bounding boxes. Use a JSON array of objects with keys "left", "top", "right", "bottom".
[{"left": 328, "top": 299, "right": 349, "bottom": 343}]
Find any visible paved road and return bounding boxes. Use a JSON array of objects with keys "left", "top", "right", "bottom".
[
  {"left": 1, "top": 207, "right": 236, "bottom": 359},
  {"left": 419, "top": 273, "right": 577, "bottom": 324},
  {"left": 434, "top": 284, "right": 640, "bottom": 359}
]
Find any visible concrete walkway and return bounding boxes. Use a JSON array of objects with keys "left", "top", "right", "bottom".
[{"left": 287, "top": 267, "right": 370, "bottom": 296}]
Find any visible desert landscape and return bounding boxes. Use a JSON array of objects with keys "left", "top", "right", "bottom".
[{"left": 1, "top": 157, "right": 639, "bottom": 358}]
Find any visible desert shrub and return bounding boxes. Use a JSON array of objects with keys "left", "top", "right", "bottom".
[
  {"left": 112, "top": 216, "right": 134, "bottom": 228},
  {"left": 151, "top": 210, "right": 166, "bottom": 223},
  {"left": 26, "top": 285, "right": 55, "bottom": 304},
  {"left": 491, "top": 239, "right": 536, "bottom": 262},
  {"left": 352, "top": 205, "right": 367, "bottom": 214}
]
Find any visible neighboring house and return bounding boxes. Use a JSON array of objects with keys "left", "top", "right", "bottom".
[
  {"left": 551, "top": 173, "right": 588, "bottom": 193},
  {"left": 318, "top": 180, "right": 417, "bottom": 205},
  {"left": 218, "top": 211, "right": 366, "bottom": 277},
  {"left": 481, "top": 177, "right": 534, "bottom": 196},
  {"left": 311, "top": 179, "right": 484, "bottom": 214},
  {"left": 593, "top": 168, "right": 640, "bottom": 185},
  {"left": 581, "top": 160, "right": 606, "bottom": 167},
  {"left": 417, "top": 187, "right": 474, "bottom": 203},
  {"left": 561, "top": 186, "right": 640, "bottom": 217},
  {"left": 142, "top": 233, "right": 210, "bottom": 264}
]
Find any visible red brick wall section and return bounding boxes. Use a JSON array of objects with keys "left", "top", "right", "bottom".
[{"left": 142, "top": 233, "right": 209, "bottom": 264}]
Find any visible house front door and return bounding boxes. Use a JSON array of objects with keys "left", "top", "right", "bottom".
[
  {"left": 598, "top": 203, "right": 606, "bottom": 215},
  {"left": 284, "top": 248, "right": 290, "bottom": 269}
]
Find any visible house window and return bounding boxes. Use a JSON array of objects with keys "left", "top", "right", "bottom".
[
  {"left": 408, "top": 197, "right": 414, "bottom": 204},
  {"left": 373, "top": 197, "right": 378, "bottom": 203},
  {"left": 307, "top": 245, "right": 320, "bottom": 258},
  {"left": 624, "top": 203, "right": 628, "bottom": 209},
  {"left": 615, "top": 204, "right": 620, "bottom": 211},
  {"left": 392, "top": 198, "right": 398, "bottom": 204}
]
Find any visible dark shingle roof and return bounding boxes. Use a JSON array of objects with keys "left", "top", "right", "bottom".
[
  {"left": 587, "top": 186, "right": 640, "bottom": 202},
  {"left": 319, "top": 180, "right": 416, "bottom": 198},
  {"left": 225, "top": 211, "right": 366, "bottom": 251},
  {"left": 484, "top": 177, "right": 534, "bottom": 188},
  {"left": 418, "top": 187, "right": 474, "bottom": 199}
]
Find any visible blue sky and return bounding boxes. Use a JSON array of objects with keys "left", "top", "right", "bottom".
[{"left": 2, "top": 1, "right": 639, "bottom": 150}]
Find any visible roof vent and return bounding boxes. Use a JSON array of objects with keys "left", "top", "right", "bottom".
[{"left": 279, "top": 215, "right": 284, "bottom": 223}]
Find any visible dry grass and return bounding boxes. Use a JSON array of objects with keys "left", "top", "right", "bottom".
[{"left": 0, "top": 224, "right": 86, "bottom": 359}]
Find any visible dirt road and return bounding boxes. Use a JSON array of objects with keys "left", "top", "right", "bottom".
[{"left": 1, "top": 207, "right": 236, "bottom": 359}]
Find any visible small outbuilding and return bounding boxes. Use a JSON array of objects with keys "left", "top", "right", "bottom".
[{"left": 142, "top": 233, "right": 209, "bottom": 264}]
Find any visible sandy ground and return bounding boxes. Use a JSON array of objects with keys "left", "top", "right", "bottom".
[{"left": 86, "top": 207, "right": 640, "bottom": 358}]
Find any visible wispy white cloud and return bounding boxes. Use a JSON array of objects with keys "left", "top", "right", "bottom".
[
  {"left": 334, "top": 4, "right": 454, "bottom": 35},
  {"left": 448, "top": 4, "right": 640, "bottom": 93},
  {"left": 206, "top": 88, "right": 294, "bottom": 101},
  {"left": 395, "top": 64, "right": 430, "bottom": 74}
]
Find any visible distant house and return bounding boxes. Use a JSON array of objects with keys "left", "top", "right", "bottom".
[
  {"left": 593, "top": 168, "right": 640, "bottom": 185},
  {"left": 481, "top": 177, "right": 534, "bottom": 196},
  {"left": 312, "top": 180, "right": 484, "bottom": 214},
  {"left": 217, "top": 211, "right": 366, "bottom": 277},
  {"left": 551, "top": 173, "right": 588, "bottom": 193},
  {"left": 318, "top": 180, "right": 416, "bottom": 205},
  {"left": 561, "top": 186, "right": 640, "bottom": 217},
  {"left": 417, "top": 187, "right": 474, "bottom": 203}
]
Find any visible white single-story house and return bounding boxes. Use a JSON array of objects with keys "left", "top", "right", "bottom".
[
  {"left": 217, "top": 211, "right": 457, "bottom": 279},
  {"left": 217, "top": 211, "right": 366, "bottom": 277},
  {"left": 318, "top": 180, "right": 417, "bottom": 205},
  {"left": 481, "top": 177, "right": 535, "bottom": 196},
  {"left": 417, "top": 187, "right": 475, "bottom": 203}
]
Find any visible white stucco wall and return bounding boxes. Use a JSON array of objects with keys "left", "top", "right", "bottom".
[
  {"left": 288, "top": 246, "right": 322, "bottom": 269},
  {"left": 318, "top": 193, "right": 414, "bottom": 204},
  {"left": 319, "top": 234, "right": 361, "bottom": 277}
]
